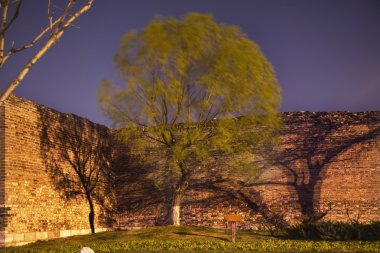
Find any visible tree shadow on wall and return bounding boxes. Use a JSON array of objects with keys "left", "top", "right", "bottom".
[
  {"left": 38, "top": 108, "right": 116, "bottom": 232},
  {"left": 190, "top": 170, "right": 290, "bottom": 230},
  {"left": 112, "top": 141, "right": 174, "bottom": 225},
  {"left": 256, "top": 112, "right": 380, "bottom": 218},
  {"left": 191, "top": 112, "right": 379, "bottom": 228}
]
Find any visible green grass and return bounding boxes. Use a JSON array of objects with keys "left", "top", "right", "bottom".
[{"left": 1, "top": 226, "right": 379, "bottom": 252}]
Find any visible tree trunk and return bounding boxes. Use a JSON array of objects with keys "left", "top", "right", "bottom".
[
  {"left": 170, "top": 189, "right": 182, "bottom": 226},
  {"left": 169, "top": 164, "right": 189, "bottom": 226},
  {"left": 86, "top": 193, "right": 95, "bottom": 234}
]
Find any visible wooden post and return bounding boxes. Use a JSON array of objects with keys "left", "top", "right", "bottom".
[
  {"left": 225, "top": 214, "right": 242, "bottom": 243},
  {"left": 231, "top": 221, "right": 237, "bottom": 243}
]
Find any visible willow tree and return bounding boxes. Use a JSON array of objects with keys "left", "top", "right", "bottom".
[{"left": 98, "top": 13, "right": 281, "bottom": 226}]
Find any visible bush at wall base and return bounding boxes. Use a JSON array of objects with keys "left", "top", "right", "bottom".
[{"left": 286, "top": 221, "right": 380, "bottom": 241}]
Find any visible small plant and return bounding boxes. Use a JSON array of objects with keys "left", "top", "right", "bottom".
[
  {"left": 343, "top": 200, "right": 363, "bottom": 224},
  {"left": 286, "top": 221, "right": 380, "bottom": 241}
]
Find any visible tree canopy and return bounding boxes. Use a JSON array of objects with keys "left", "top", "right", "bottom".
[{"left": 97, "top": 13, "right": 281, "bottom": 225}]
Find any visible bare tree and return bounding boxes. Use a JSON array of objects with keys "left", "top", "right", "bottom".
[
  {"left": 40, "top": 111, "right": 114, "bottom": 234},
  {"left": 0, "top": 0, "right": 93, "bottom": 103}
]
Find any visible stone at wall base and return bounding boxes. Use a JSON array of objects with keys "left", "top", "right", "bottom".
[
  {"left": 0, "top": 228, "right": 110, "bottom": 247},
  {"left": 78, "top": 247, "right": 95, "bottom": 253}
]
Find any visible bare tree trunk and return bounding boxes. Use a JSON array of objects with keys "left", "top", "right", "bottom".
[
  {"left": 86, "top": 193, "right": 95, "bottom": 234},
  {"left": 170, "top": 189, "right": 182, "bottom": 226},
  {"left": 169, "top": 163, "right": 189, "bottom": 226}
]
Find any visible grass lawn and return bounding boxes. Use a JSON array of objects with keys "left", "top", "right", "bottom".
[{"left": 1, "top": 226, "right": 379, "bottom": 252}]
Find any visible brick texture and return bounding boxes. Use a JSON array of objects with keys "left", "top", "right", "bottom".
[
  {"left": 116, "top": 112, "right": 380, "bottom": 230},
  {"left": 0, "top": 96, "right": 379, "bottom": 246},
  {"left": 0, "top": 96, "right": 114, "bottom": 246}
]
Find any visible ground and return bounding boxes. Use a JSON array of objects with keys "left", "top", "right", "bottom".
[{"left": 1, "top": 226, "right": 379, "bottom": 252}]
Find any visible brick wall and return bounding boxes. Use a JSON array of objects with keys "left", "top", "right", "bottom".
[
  {"left": 0, "top": 104, "right": 6, "bottom": 244},
  {"left": 116, "top": 111, "right": 380, "bottom": 230},
  {"left": 0, "top": 96, "right": 114, "bottom": 246},
  {"left": 0, "top": 96, "right": 379, "bottom": 246}
]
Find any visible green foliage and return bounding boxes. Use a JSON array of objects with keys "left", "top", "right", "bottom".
[
  {"left": 286, "top": 220, "right": 380, "bottom": 241},
  {"left": 97, "top": 13, "right": 281, "bottom": 202},
  {"left": 2, "top": 226, "right": 379, "bottom": 253}
]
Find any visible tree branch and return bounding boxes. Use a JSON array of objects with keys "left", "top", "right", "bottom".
[
  {"left": 0, "top": 0, "right": 10, "bottom": 61},
  {"left": 53, "top": 0, "right": 76, "bottom": 34},
  {"left": 0, "top": 0, "right": 22, "bottom": 35},
  {"left": 0, "top": 0, "right": 93, "bottom": 103},
  {"left": 1, "top": 18, "right": 60, "bottom": 67}
]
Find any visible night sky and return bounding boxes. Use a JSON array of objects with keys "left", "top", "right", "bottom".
[{"left": 1, "top": 0, "right": 379, "bottom": 126}]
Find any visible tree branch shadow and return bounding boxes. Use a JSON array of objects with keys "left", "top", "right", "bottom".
[
  {"left": 188, "top": 112, "right": 379, "bottom": 228},
  {"left": 273, "top": 112, "right": 380, "bottom": 217},
  {"left": 112, "top": 142, "right": 174, "bottom": 226},
  {"left": 172, "top": 231, "right": 229, "bottom": 241},
  {"left": 38, "top": 108, "right": 116, "bottom": 230}
]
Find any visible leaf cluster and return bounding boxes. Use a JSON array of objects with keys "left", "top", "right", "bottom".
[{"left": 97, "top": 13, "right": 281, "bottom": 178}]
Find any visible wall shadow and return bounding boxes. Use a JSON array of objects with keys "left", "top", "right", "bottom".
[
  {"left": 271, "top": 112, "right": 380, "bottom": 217},
  {"left": 38, "top": 108, "right": 116, "bottom": 229},
  {"left": 173, "top": 231, "right": 228, "bottom": 241},
  {"left": 189, "top": 112, "right": 379, "bottom": 227},
  {"left": 191, "top": 177, "right": 289, "bottom": 229},
  {"left": 112, "top": 142, "right": 173, "bottom": 225},
  {"left": 34, "top": 110, "right": 378, "bottom": 229}
]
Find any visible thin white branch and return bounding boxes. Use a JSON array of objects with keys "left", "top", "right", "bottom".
[{"left": 0, "top": 0, "right": 93, "bottom": 103}]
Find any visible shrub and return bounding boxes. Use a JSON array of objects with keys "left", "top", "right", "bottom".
[{"left": 286, "top": 220, "right": 380, "bottom": 241}]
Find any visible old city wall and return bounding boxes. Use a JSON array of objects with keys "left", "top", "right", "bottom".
[
  {"left": 0, "top": 96, "right": 114, "bottom": 246},
  {"left": 0, "top": 95, "right": 379, "bottom": 246},
  {"left": 116, "top": 112, "right": 380, "bottom": 230},
  {"left": 0, "top": 104, "right": 5, "bottom": 244}
]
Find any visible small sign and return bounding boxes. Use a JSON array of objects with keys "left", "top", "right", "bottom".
[
  {"left": 225, "top": 214, "right": 242, "bottom": 222},
  {"left": 225, "top": 214, "right": 242, "bottom": 243}
]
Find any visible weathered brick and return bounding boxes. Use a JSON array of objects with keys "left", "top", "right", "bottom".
[{"left": 0, "top": 95, "right": 379, "bottom": 247}]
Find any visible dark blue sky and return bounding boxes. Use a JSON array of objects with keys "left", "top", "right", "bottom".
[{"left": 1, "top": 0, "right": 379, "bottom": 125}]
